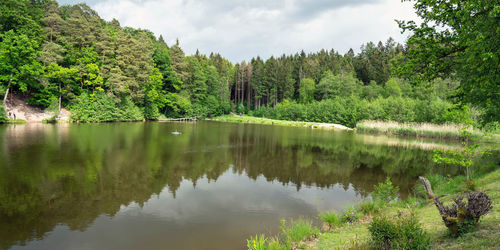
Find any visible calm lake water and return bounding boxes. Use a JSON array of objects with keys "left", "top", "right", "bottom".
[{"left": 0, "top": 121, "right": 463, "bottom": 250}]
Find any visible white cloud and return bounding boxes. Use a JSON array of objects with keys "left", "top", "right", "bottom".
[{"left": 60, "top": 0, "right": 419, "bottom": 62}]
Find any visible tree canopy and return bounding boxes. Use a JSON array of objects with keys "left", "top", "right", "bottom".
[
  {"left": 0, "top": 0, "right": 497, "bottom": 128},
  {"left": 397, "top": 0, "right": 500, "bottom": 124}
]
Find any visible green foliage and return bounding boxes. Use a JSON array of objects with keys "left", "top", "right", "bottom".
[
  {"left": 0, "top": 104, "right": 7, "bottom": 123},
  {"left": 246, "top": 235, "right": 285, "bottom": 250},
  {"left": 45, "top": 63, "right": 80, "bottom": 107},
  {"left": 372, "top": 177, "right": 399, "bottom": 203},
  {"left": 419, "top": 174, "right": 467, "bottom": 197},
  {"left": 384, "top": 78, "right": 402, "bottom": 97},
  {"left": 397, "top": 0, "right": 500, "bottom": 124},
  {"left": 319, "top": 210, "right": 342, "bottom": 227},
  {"left": 341, "top": 206, "right": 359, "bottom": 223},
  {"left": 280, "top": 219, "right": 319, "bottom": 245},
  {"left": 143, "top": 68, "right": 165, "bottom": 120},
  {"left": 0, "top": 30, "right": 43, "bottom": 95},
  {"left": 316, "top": 71, "right": 361, "bottom": 100},
  {"left": 164, "top": 93, "right": 192, "bottom": 117},
  {"left": 482, "top": 121, "right": 500, "bottom": 134},
  {"left": 433, "top": 126, "right": 486, "bottom": 180},
  {"left": 369, "top": 213, "right": 431, "bottom": 249},
  {"left": 256, "top": 95, "right": 458, "bottom": 128},
  {"left": 244, "top": 219, "right": 319, "bottom": 250},
  {"left": 70, "top": 92, "right": 143, "bottom": 122},
  {"left": 353, "top": 39, "right": 402, "bottom": 85},
  {"left": 357, "top": 199, "right": 382, "bottom": 216},
  {"left": 1, "top": 0, "right": 495, "bottom": 127},
  {"left": 298, "top": 78, "right": 315, "bottom": 104},
  {"left": 247, "top": 234, "right": 268, "bottom": 250},
  {"left": 6, "top": 119, "right": 26, "bottom": 124}
]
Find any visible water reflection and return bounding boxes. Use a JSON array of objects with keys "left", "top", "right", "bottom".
[{"left": 0, "top": 122, "right": 464, "bottom": 249}]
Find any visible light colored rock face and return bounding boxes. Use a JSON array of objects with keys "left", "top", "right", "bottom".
[
  {"left": 317, "top": 123, "right": 352, "bottom": 130},
  {"left": 58, "top": 108, "right": 71, "bottom": 122},
  {"left": 3, "top": 95, "right": 61, "bottom": 122}
]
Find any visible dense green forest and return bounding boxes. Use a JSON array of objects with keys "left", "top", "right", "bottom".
[{"left": 0, "top": 0, "right": 498, "bottom": 128}]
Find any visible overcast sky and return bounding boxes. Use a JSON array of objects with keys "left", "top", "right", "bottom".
[{"left": 58, "top": 0, "right": 418, "bottom": 62}]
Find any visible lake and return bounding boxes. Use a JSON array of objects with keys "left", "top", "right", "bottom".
[{"left": 0, "top": 121, "right": 460, "bottom": 250}]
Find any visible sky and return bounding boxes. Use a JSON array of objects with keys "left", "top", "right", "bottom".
[{"left": 57, "top": 0, "right": 419, "bottom": 63}]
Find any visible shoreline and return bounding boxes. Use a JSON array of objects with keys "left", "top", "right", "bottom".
[
  {"left": 3, "top": 115, "right": 498, "bottom": 143},
  {"left": 247, "top": 168, "right": 500, "bottom": 249},
  {"left": 210, "top": 115, "right": 353, "bottom": 131},
  {"left": 211, "top": 115, "right": 500, "bottom": 142}
]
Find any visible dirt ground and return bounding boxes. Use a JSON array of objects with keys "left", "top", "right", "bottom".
[{"left": 4, "top": 95, "right": 70, "bottom": 122}]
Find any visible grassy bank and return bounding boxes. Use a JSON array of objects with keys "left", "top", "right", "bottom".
[
  {"left": 211, "top": 115, "right": 352, "bottom": 130},
  {"left": 356, "top": 120, "right": 487, "bottom": 140},
  {"left": 247, "top": 168, "right": 500, "bottom": 249},
  {"left": 6, "top": 119, "right": 27, "bottom": 124}
]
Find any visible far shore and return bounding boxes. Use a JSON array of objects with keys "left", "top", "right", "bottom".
[
  {"left": 210, "top": 114, "right": 353, "bottom": 131},
  {"left": 211, "top": 115, "right": 499, "bottom": 142}
]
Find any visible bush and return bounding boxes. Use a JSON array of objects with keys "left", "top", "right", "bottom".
[
  {"left": 482, "top": 121, "right": 500, "bottom": 134},
  {"left": 251, "top": 95, "right": 458, "bottom": 128},
  {"left": 341, "top": 206, "right": 359, "bottom": 223},
  {"left": 0, "top": 104, "right": 7, "bottom": 123},
  {"left": 70, "top": 92, "right": 144, "bottom": 122},
  {"left": 395, "top": 196, "right": 424, "bottom": 209},
  {"left": 372, "top": 177, "right": 399, "bottom": 202},
  {"left": 369, "top": 213, "right": 431, "bottom": 249},
  {"left": 319, "top": 210, "right": 342, "bottom": 227},
  {"left": 358, "top": 199, "right": 382, "bottom": 215}
]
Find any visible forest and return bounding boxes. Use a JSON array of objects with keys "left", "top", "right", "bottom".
[{"left": 0, "top": 0, "right": 498, "bottom": 129}]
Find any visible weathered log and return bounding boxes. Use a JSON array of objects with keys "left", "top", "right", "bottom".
[
  {"left": 418, "top": 176, "right": 435, "bottom": 198},
  {"left": 418, "top": 176, "right": 493, "bottom": 236}
]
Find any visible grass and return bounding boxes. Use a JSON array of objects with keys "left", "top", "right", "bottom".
[
  {"left": 318, "top": 223, "right": 370, "bottom": 249},
  {"left": 318, "top": 211, "right": 342, "bottom": 227},
  {"left": 247, "top": 218, "right": 320, "bottom": 250},
  {"left": 247, "top": 168, "right": 500, "bottom": 249},
  {"left": 282, "top": 219, "right": 320, "bottom": 244},
  {"left": 357, "top": 199, "right": 382, "bottom": 216},
  {"left": 317, "top": 169, "right": 500, "bottom": 249},
  {"left": 211, "top": 115, "right": 352, "bottom": 130},
  {"left": 356, "top": 120, "right": 486, "bottom": 140},
  {"left": 7, "top": 119, "right": 26, "bottom": 124}
]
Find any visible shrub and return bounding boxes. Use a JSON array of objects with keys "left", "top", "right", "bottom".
[
  {"left": 341, "top": 206, "right": 359, "bottom": 223},
  {"left": 372, "top": 177, "right": 399, "bottom": 202},
  {"left": 369, "top": 215, "right": 398, "bottom": 249},
  {"left": 319, "top": 210, "right": 342, "bottom": 227},
  {"left": 358, "top": 199, "right": 382, "bottom": 215},
  {"left": 0, "top": 104, "right": 8, "bottom": 123},
  {"left": 369, "top": 213, "right": 431, "bottom": 249},
  {"left": 250, "top": 95, "right": 458, "bottom": 128},
  {"left": 395, "top": 196, "right": 424, "bottom": 209},
  {"left": 482, "top": 121, "right": 500, "bottom": 134},
  {"left": 70, "top": 92, "right": 143, "bottom": 122}
]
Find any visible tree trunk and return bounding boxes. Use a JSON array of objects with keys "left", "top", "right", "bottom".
[
  {"left": 58, "top": 83, "right": 62, "bottom": 112},
  {"left": 3, "top": 75, "right": 13, "bottom": 104},
  {"left": 240, "top": 69, "right": 244, "bottom": 105}
]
